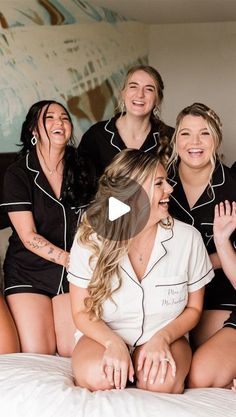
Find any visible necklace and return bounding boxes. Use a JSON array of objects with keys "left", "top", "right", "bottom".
[
  {"left": 132, "top": 248, "right": 147, "bottom": 263},
  {"left": 138, "top": 254, "right": 144, "bottom": 263},
  {"left": 38, "top": 148, "right": 57, "bottom": 175},
  {"left": 131, "top": 225, "right": 157, "bottom": 264}
]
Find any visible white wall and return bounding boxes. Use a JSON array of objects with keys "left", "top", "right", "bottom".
[{"left": 149, "top": 22, "right": 236, "bottom": 166}]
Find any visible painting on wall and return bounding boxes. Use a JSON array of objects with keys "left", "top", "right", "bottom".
[{"left": 0, "top": 0, "right": 148, "bottom": 152}]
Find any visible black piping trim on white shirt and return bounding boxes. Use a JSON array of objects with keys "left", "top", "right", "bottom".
[
  {"left": 68, "top": 271, "right": 90, "bottom": 281},
  {"left": 120, "top": 266, "right": 145, "bottom": 348},
  {"left": 141, "top": 227, "right": 174, "bottom": 282},
  {"left": 155, "top": 280, "right": 188, "bottom": 288},
  {"left": 120, "top": 227, "right": 174, "bottom": 347},
  {"left": 187, "top": 267, "right": 214, "bottom": 287}
]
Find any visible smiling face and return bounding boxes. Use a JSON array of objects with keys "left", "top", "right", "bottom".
[
  {"left": 35, "top": 103, "right": 72, "bottom": 150},
  {"left": 142, "top": 163, "right": 173, "bottom": 224},
  {"left": 176, "top": 115, "right": 215, "bottom": 170},
  {"left": 122, "top": 70, "right": 158, "bottom": 118}
]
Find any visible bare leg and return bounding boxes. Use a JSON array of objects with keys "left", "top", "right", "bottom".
[
  {"left": 72, "top": 335, "right": 114, "bottom": 391},
  {"left": 7, "top": 293, "right": 56, "bottom": 354},
  {"left": 0, "top": 295, "right": 20, "bottom": 354},
  {"left": 53, "top": 293, "right": 76, "bottom": 357},
  {"left": 191, "top": 310, "right": 230, "bottom": 349},
  {"left": 232, "top": 379, "right": 236, "bottom": 392},
  {"left": 133, "top": 337, "right": 192, "bottom": 394},
  {"left": 188, "top": 326, "right": 236, "bottom": 388}
]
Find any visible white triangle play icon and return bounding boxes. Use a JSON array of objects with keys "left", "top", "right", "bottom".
[{"left": 108, "top": 197, "right": 131, "bottom": 221}]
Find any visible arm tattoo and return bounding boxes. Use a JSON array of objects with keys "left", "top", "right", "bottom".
[
  {"left": 48, "top": 247, "right": 54, "bottom": 255},
  {"left": 49, "top": 257, "right": 57, "bottom": 263},
  {"left": 27, "top": 236, "right": 49, "bottom": 250},
  {"left": 57, "top": 250, "right": 64, "bottom": 261}
]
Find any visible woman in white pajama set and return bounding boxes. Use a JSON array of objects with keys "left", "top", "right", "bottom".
[{"left": 68, "top": 149, "right": 214, "bottom": 393}]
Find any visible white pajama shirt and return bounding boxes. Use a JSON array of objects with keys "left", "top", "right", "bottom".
[{"left": 67, "top": 219, "right": 214, "bottom": 348}]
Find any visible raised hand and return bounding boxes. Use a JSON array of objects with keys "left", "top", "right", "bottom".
[{"left": 213, "top": 201, "right": 236, "bottom": 246}]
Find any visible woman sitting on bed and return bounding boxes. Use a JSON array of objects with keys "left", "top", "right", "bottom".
[
  {"left": 68, "top": 149, "right": 214, "bottom": 393},
  {"left": 190, "top": 200, "right": 236, "bottom": 391},
  {"left": 0, "top": 295, "right": 19, "bottom": 354},
  {"left": 1, "top": 100, "right": 94, "bottom": 357},
  {"left": 166, "top": 103, "right": 236, "bottom": 389}
]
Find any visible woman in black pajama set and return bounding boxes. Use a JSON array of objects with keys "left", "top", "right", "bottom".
[
  {"left": 1, "top": 100, "right": 94, "bottom": 357},
  {"left": 77, "top": 65, "right": 174, "bottom": 191},
  {"left": 168, "top": 102, "right": 236, "bottom": 390}
]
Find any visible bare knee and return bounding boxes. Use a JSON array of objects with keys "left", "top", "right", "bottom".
[
  {"left": 188, "top": 354, "right": 213, "bottom": 388},
  {"left": 56, "top": 337, "right": 74, "bottom": 357},
  {"left": 20, "top": 330, "right": 56, "bottom": 355},
  {"left": 73, "top": 366, "right": 113, "bottom": 391},
  {"left": 136, "top": 376, "right": 185, "bottom": 394},
  {"left": 21, "top": 340, "right": 56, "bottom": 355}
]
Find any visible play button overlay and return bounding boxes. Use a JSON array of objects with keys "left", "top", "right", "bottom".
[
  {"left": 108, "top": 197, "right": 130, "bottom": 221},
  {"left": 86, "top": 177, "right": 150, "bottom": 241}
]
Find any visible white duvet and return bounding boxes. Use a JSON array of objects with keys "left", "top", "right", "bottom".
[{"left": 0, "top": 353, "right": 235, "bottom": 417}]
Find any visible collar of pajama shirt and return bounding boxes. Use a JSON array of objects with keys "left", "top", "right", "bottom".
[{"left": 67, "top": 220, "right": 214, "bottom": 347}]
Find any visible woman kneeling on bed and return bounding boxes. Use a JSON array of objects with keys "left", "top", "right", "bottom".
[{"left": 68, "top": 149, "right": 214, "bottom": 393}]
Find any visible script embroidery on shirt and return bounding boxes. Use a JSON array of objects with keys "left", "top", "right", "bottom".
[{"left": 161, "top": 288, "right": 186, "bottom": 306}]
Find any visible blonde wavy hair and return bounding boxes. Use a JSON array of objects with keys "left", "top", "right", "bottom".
[
  {"left": 167, "top": 102, "right": 223, "bottom": 183},
  {"left": 76, "top": 149, "right": 161, "bottom": 319}
]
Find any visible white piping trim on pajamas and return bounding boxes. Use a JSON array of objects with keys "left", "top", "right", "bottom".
[
  {"left": 144, "top": 131, "right": 158, "bottom": 152},
  {"left": 0, "top": 202, "right": 32, "bottom": 206},
  {"left": 26, "top": 153, "right": 66, "bottom": 295},
  {"left": 104, "top": 118, "right": 159, "bottom": 153},
  {"left": 224, "top": 322, "right": 236, "bottom": 327},
  {"left": 4, "top": 284, "right": 33, "bottom": 291},
  {"left": 105, "top": 118, "right": 122, "bottom": 152}
]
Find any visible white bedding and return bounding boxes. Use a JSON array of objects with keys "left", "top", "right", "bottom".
[{"left": 0, "top": 353, "right": 235, "bottom": 417}]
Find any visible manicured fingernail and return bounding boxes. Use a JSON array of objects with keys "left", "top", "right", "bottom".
[
  {"left": 149, "top": 379, "right": 153, "bottom": 384},
  {"left": 143, "top": 376, "right": 147, "bottom": 382},
  {"left": 160, "top": 378, "right": 164, "bottom": 384}
]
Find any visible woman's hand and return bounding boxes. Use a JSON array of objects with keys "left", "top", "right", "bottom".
[
  {"left": 137, "top": 332, "right": 176, "bottom": 385},
  {"left": 101, "top": 340, "right": 134, "bottom": 390},
  {"left": 214, "top": 200, "right": 236, "bottom": 246}
]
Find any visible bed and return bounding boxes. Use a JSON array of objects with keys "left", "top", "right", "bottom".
[
  {"left": 0, "top": 352, "right": 235, "bottom": 417},
  {"left": 0, "top": 229, "right": 236, "bottom": 417}
]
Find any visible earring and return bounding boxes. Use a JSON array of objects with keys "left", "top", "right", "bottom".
[
  {"left": 31, "top": 135, "right": 37, "bottom": 146},
  {"left": 153, "top": 106, "right": 160, "bottom": 119},
  {"left": 120, "top": 100, "right": 126, "bottom": 115}
]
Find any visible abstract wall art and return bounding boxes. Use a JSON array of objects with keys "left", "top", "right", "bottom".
[{"left": 0, "top": 0, "right": 148, "bottom": 151}]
